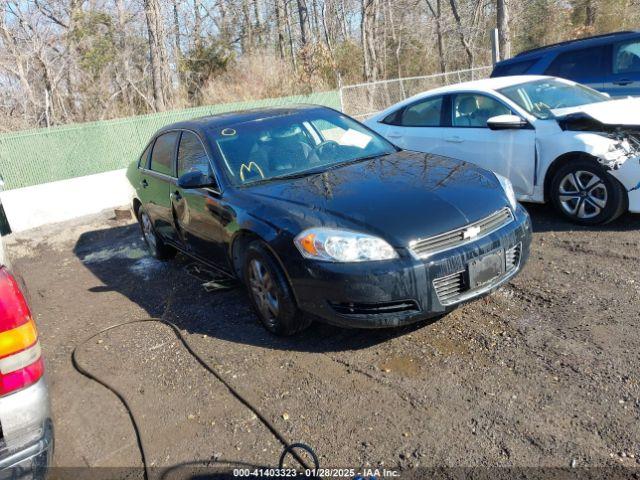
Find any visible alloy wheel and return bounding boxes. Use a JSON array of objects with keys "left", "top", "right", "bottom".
[
  {"left": 248, "top": 259, "right": 279, "bottom": 325},
  {"left": 558, "top": 170, "right": 608, "bottom": 219},
  {"left": 140, "top": 212, "right": 157, "bottom": 251}
]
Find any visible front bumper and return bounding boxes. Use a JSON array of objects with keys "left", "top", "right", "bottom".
[
  {"left": 0, "top": 379, "right": 54, "bottom": 480},
  {"left": 289, "top": 205, "right": 532, "bottom": 328}
]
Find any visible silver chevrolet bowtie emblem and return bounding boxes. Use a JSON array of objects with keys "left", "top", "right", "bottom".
[{"left": 463, "top": 225, "right": 481, "bottom": 240}]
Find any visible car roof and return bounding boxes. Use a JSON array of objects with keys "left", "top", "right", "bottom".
[
  {"left": 156, "top": 104, "right": 330, "bottom": 135},
  {"left": 498, "top": 30, "right": 640, "bottom": 65},
  {"left": 402, "top": 75, "right": 551, "bottom": 99}
]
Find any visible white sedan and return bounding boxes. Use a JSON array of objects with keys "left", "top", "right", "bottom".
[{"left": 365, "top": 75, "right": 640, "bottom": 224}]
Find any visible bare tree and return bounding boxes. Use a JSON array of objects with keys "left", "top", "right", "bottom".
[
  {"left": 1, "top": 0, "right": 638, "bottom": 131},
  {"left": 448, "top": 0, "right": 474, "bottom": 68},
  {"left": 361, "top": 0, "right": 381, "bottom": 82},
  {"left": 143, "top": 0, "right": 168, "bottom": 111},
  {"left": 425, "top": 0, "right": 446, "bottom": 73},
  {"left": 497, "top": 0, "right": 511, "bottom": 60},
  {"left": 297, "top": 0, "right": 309, "bottom": 47}
]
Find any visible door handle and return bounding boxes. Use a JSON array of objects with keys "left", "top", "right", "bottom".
[
  {"left": 387, "top": 133, "right": 402, "bottom": 139},
  {"left": 614, "top": 79, "right": 633, "bottom": 86},
  {"left": 171, "top": 190, "right": 182, "bottom": 201},
  {"left": 445, "top": 136, "right": 463, "bottom": 143},
  {"left": 140, "top": 179, "right": 148, "bottom": 188}
]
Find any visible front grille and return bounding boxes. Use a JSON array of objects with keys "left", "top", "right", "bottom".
[
  {"left": 506, "top": 243, "right": 522, "bottom": 271},
  {"left": 432, "top": 271, "right": 466, "bottom": 305},
  {"left": 433, "top": 242, "right": 522, "bottom": 306},
  {"left": 409, "top": 207, "right": 514, "bottom": 258},
  {"left": 330, "top": 300, "right": 419, "bottom": 316}
]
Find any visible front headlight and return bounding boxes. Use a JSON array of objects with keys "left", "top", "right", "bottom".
[
  {"left": 294, "top": 228, "right": 398, "bottom": 262},
  {"left": 494, "top": 173, "right": 517, "bottom": 211}
]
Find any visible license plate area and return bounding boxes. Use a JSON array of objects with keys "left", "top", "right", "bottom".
[{"left": 468, "top": 249, "right": 505, "bottom": 289}]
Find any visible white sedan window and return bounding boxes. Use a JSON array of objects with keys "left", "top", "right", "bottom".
[
  {"left": 395, "top": 96, "right": 443, "bottom": 127},
  {"left": 452, "top": 93, "right": 511, "bottom": 127}
]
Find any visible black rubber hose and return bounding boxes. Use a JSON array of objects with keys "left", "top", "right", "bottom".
[{"left": 71, "top": 318, "right": 314, "bottom": 480}]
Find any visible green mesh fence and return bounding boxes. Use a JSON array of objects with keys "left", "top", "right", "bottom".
[{"left": 0, "top": 90, "right": 341, "bottom": 190}]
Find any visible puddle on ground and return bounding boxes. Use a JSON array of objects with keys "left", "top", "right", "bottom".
[
  {"left": 129, "top": 257, "right": 166, "bottom": 279},
  {"left": 82, "top": 246, "right": 147, "bottom": 263},
  {"left": 379, "top": 356, "right": 421, "bottom": 377}
]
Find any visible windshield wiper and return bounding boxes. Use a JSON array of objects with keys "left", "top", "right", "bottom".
[
  {"left": 240, "top": 152, "right": 394, "bottom": 187},
  {"left": 350, "top": 152, "right": 393, "bottom": 164},
  {"left": 240, "top": 167, "right": 327, "bottom": 187}
]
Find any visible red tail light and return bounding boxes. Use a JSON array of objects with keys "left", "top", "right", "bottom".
[{"left": 0, "top": 267, "right": 43, "bottom": 396}]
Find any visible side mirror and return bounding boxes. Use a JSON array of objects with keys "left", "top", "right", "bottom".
[
  {"left": 177, "top": 171, "right": 216, "bottom": 189},
  {"left": 487, "top": 114, "right": 529, "bottom": 130}
]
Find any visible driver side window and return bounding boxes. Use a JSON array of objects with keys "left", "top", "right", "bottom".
[
  {"left": 177, "top": 131, "right": 215, "bottom": 181},
  {"left": 452, "top": 93, "right": 511, "bottom": 128}
]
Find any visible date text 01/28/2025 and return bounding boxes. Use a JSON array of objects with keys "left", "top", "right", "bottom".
[{"left": 232, "top": 468, "right": 400, "bottom": 478}]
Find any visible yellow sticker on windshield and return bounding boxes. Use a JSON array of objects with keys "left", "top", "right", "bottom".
[{"left": 239, "top": 162, "right": 265, "bottom": 181}]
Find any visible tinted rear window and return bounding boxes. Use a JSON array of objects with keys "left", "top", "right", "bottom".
[
  {"left": 150, "top": 132, "right": 178, "bottom": 176},
  {"left": 138, "top": 143, "right": 152, "bottom": 168},
  {"left": 492, "top": 59, "right": 537, "bottom": 77},
  {"left": 544, "top": 47, "right": 604, "bottom": 81},
  {"left": 385, "top": 96, "right": 444, "bottom": 127}
]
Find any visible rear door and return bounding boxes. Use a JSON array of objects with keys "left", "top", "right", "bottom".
[
  {"left": 380, "top": 95, "right": 447, "bottom": 155},
  {"left": 544, "top": 46, "right": 606, "bottom": 91},
  {"left": 604, "top": 38, "right": 640, "bottom": 97},
  {"left": 172, "top": 130, "right": 231, "bottom": 272},
  {"left": 143, "top": 131, "right": 180, "bottom": 244},
  {"left": 437, "top": 92, "right": 537, "bottom": 197}
]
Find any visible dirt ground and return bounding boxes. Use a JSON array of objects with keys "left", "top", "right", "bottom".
[{"left": 5, "top": 204, "right": 640, "bottom": 477}]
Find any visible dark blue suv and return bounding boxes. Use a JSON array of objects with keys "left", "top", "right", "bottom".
[{"left": 491, "top": 31, "right": 640, "bottom": 97}]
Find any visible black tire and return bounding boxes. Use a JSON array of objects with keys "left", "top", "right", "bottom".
[
  {"left": 137, "top": 207, "right": 177, "bottom": 260},
  {"left": 549, "top": 159, "right": 627, "bottom": 225},
  {"left": 242, "top": 241, "right": 311, "bottom": 336}
]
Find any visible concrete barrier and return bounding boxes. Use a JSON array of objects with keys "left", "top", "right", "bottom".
[{"left": 0, "top": 169, "right": 134, "bottom": 232}]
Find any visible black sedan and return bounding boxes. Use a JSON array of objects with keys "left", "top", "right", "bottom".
[{"left": 127, "top": 105, "right": 532, "bottom": 335}]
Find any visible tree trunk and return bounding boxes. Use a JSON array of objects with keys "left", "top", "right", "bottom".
[
  {"left": 172, "top": 0, "right": 182, "bottom": 83},
  {"left": 143, "top": 0, "right": 167, "bottom": 111},
  {"left": 253, "top": 0, "right": 263, "bottom": 45},
  {"left": 425, "top": 0, "right": 446, "bottom": 73},
  {"left": 585, "top": 0, "right": 596, "bottom": 26},
  {"left": 240, "top": 0, "right": 253, "bottom": 53},
  {"left": 275, "top": 0, "right": 286, "bottom": 59},
  {"left": 194, "top": 0, "right": 202, "bottom": 49},
  {"left": 320, "top": 0, "right": 334, "bottom": 52},
  {"left": 297, "top": 0, "right": 309, "bottom": 47},
  {"left": 386, "top": 0, "right": 402, "bottom": 81},
  {"left": 361, "top": 0, "right": 380, "bottom": 82},
  {"left": 284, "top": 0, "right": 298, "bottom": 70},
  {"left": 496, "top": 0, "right": 511, "bottom": 60},
  {"left": 448, "top": 0, "right": 474, "bottom": 68}
]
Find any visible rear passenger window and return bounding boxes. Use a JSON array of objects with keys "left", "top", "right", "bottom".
[
  {"left": 613, "top": 40, "right": 640, "bottom": 74},
  {"left": 138, "top": 143, "right": 152, "bottom": 169},
  {"left": 545, "top": 47, "right": 604, "bottom": 81},
  {"left": 177, "top": 131, "right": 213, "bottom": 179},
  {"left": 387, "top": 96, "right": 443, "bottom": 127},
  {"left": 149, "top": 132, "right": 178, "bottom": 176}
]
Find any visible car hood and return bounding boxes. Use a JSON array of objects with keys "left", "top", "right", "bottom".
[
  {"left": 553, "top": 98, "right": 640, "bottom": 129},
  {"left": 240, "top": 151, "right": 510, "bottom": 247}
]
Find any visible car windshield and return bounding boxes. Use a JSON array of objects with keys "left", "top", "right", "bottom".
[
  {"left": 209, "top": 108, "right": 397, "bottom": 186},
  {"left": 498, "top": 78, "right": 608, "bottom": 119}
]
